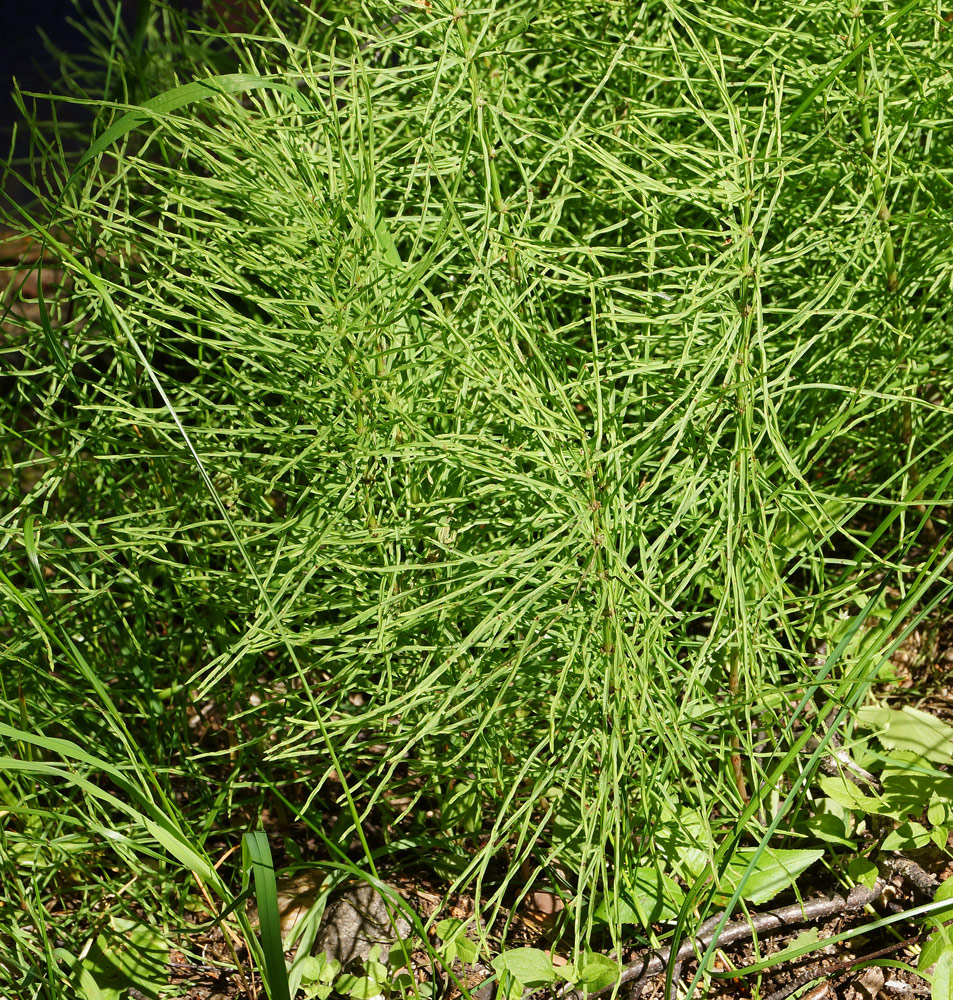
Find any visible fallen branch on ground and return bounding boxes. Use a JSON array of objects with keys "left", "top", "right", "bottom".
[{"left": 554, "top": 858, "right": 937, "bottom": 1000}]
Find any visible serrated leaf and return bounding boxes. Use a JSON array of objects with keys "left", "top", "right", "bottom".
[
  {"left": 335, "top": 973, "right": 383, "bottom": 999},
  {"left": 78, "top": 918, "right": 169, "bottom": 1000},
  {"left": 856, "top": 707, "right": 953, "bottom": 765},
  {"left": 848, "top": 858, "right": 879, "bottom": 890},
  {"left": 882, "top": 820, "right": 931, "bottom": 851},
  {"left": 578, "top": 953, "right": 618, "bottom": 992},
  {"left": 768, "top": 929, "right": 819, "bottom": 965},
  {"left": 933, "top": 949, "right": 953, "bottom": 1000},
  {"left": 929, "top": 795, "right": 953, "bottom": 828},
  {"left": 805, "top": 813, "right": 855, "bottom": 847},
  {"left": 818, "top": 775, "right": 883, "bottom": 814},
  {"left": 78, "top": 967, "right": 108, "bottom": 1000},
  {"left": 594, "top": 868, "right": 684, "bottom": 927},
  {"left": 491, "top": 948, "right": 556, "bottom": 988},
  {"left": 731, "top": 849, "right": 824, "bottom": 906},
  {"left": 593, "top": 895, "right": 639, "bottom": 925},
  {"left": 935, "top": 877, "right": 953, "bottom": 904},
  {"left": 455, "top": 937, "right": 478, "bottom": 965},
  {"left": 307, "top": 988, "right": 333, "bottom": 1000},
  {"left": 298, "top": 956, "right": 327, "bottom": 983},
  {"left": 880, "top": 762, "right": 953, "bottom": 820},
  {"left": 920, "top": 933, "right": 952, "bottom": 974},
  {"left": 435, "top": 918, "right": 478, "bottom": 965},
  {"left": 435, "top": 918, "right": 463, "bottom": 940}
]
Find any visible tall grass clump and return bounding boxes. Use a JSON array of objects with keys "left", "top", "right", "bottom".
[{"left": 2, "top": 0, "right": 953, "bottom": 994}]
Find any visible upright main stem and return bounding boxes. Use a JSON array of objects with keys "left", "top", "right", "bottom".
[
  {"left": 851, "top": 7, "right": 934, "bottom": 537},
  {"left": 455, "top": 11, "right": 517, "bottom": 279},
  {"left": 852, "top": 10, "right": 898, "bottom": 295}
]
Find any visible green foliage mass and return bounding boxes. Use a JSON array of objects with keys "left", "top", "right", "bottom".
[{"left": 2, "top": 0, "right": 953, "bottom": 995}]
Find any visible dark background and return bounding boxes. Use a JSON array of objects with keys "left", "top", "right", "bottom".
[
  {"left": 0, "top": 0, "right": 140, "bottom": 210},
  {"left": 0, "top": 1, "right": 252, "bottom": 211},
  {"left": 0, "top": 0, "right": 101, "bottom": 125}
]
